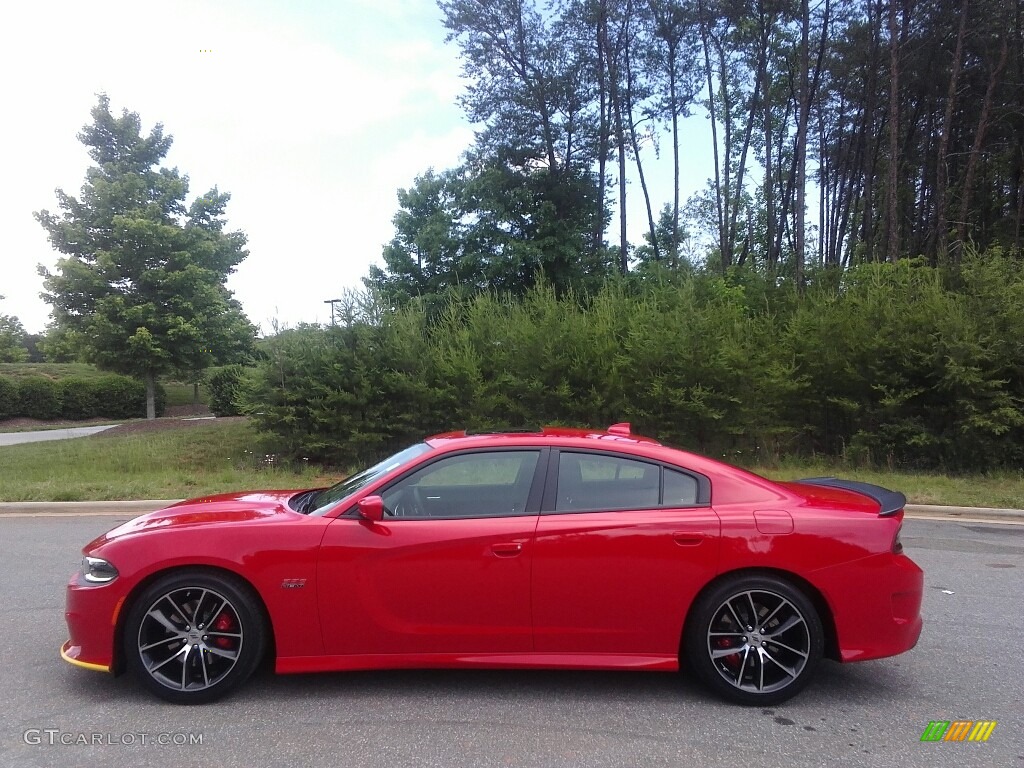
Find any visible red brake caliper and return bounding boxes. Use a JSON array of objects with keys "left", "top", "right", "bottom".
[
  {"left": 715, "top": 637, "right": 740, "bottom": 669},
  {"left": 212, "top": 611, "right": 235, "bottom": 649}
]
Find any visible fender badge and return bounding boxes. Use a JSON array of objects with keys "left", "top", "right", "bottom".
[{"left": 281, "top": 578, "right": 307, "bottom": 589}]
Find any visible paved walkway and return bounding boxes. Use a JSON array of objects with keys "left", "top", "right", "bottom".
[{"left": 0, "top": 425, "right": 119, "bottom": 446}]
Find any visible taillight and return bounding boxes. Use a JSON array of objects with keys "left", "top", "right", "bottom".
[{"left": 892, "top": 523, "right": 904, "bottom": 554}]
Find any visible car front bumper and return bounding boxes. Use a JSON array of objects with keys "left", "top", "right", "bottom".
[{"left": 61, "top": 571, "right": 124, "bottom": 674}]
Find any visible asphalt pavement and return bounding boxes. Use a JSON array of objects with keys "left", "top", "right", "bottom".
[
  {"left": 0, "top": 514, "right": 1020, "bottom": 768},
  {"left": 0, "top": 425, "right": 119, "bottom": 446}
]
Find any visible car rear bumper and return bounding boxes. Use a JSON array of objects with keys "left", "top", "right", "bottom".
[
  {"left": 812, "top": 552, "right": 924, "bottom": 662},
  {"left": 62, "top": 572, "right": 122, "bottom": 673}
]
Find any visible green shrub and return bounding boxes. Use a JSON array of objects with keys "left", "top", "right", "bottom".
[
  {"left": 242, "top": 250, "right": 1024, "bottom": 473},
  {"left": 0, "top": 377, "right": 18, "bottom": 420},
  {"left": 16, "top": 375, "right": 62, "bottom": 420},
  {"left": 59, "top": 378, "right": 100, "bottom": 420},
  {"left": 208, "top": 365, "right": 246, "bottom": 416}
]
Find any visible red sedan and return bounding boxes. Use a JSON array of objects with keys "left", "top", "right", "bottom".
[{"left": 62, "top": 424, "right": 923, "bottom": 705}]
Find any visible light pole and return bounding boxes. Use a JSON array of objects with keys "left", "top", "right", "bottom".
[{"left": 323, "top": 298, "right": 342, "bottom": 326}]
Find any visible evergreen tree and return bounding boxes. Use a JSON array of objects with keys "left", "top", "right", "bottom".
[{"left": 36, "top": 96, "right": 255, "bottom": 417}]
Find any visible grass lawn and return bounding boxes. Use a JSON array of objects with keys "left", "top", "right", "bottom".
[
  {"left": 0, "top": 362, "right": 104, "bottom": 380},
  {"left": 754, "top": 462, "right": 1024, "bottom": 509},
  {"left": 0, "top": 420, "right": 342, "bottom": 502},
  {"left": 1, "top": 418, "right": 1022, "bottom": 507}
]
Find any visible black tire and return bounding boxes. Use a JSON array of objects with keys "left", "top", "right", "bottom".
[
  {"left": 123, "top": 570, "right": 267, "bottom": 704},
  {"left": 684, "top": 573, "right": 824, "bottom": 706}
]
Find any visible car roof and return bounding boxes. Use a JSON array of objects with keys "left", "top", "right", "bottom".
[{"left": 425, "top": 423, "right": 662, "bottom": 449}]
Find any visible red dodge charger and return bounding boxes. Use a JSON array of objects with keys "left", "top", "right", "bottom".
[{"left": 62, "top": 424, "right": 923, "bottom": 705}]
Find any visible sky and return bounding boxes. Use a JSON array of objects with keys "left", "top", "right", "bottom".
[{"left": 1, "top": 0, "right": 713, "bottom": 335}]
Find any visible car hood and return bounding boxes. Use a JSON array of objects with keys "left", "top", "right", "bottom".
[{"left": 88, "top": 490, "right": 305, "bottom": 546}]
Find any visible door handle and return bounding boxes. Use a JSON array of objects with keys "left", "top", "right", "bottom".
[
  {"left": 491, "top": 542, "right": 523, "bottom": 557},
  {"left": 672, "top": 532, "right": 704, "bottom": 546}
]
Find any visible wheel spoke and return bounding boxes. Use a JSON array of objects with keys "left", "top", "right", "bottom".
[
  {"left": 769, "top": 639, "right": 809, "bottom": 659},
  {"left": 711, "top": 646, "right": 744, "bottom": 659},
  {"left": 140, "top": 636, "right": 179, "bottom": 652},
  {"left": 201, "top": 650, "right": 210, "bottom": 687},
  {"left": 206, "top": 630, "right": 242, "bottom": 638},
  {"left": 146, "top": 608, "right": 180, "bottom": 634},
  {"left": 736, "top": 646, "right": 750, "bottom": 685},
  {"left": 147, "top": 644, "right": 187, "bottom": 674},
  {"left": 762, "top": 649, "right": 798, "bottom": 678},
  {"left": 766, "top": 614, "right": 805, "bottom": 638},
  {"left": 180, "top": 645, "right": 191, "bottom": 689},
  {"left": 745, "top": 592, "right": 759, "bottom": 628},
  {"left": 709, "top": 631, "right": 745, "bottom": 637},
  {"left": 757, "top": 648, "right": 766, "bottom": 691},
  {"left": 758, "top": 599, "right": 786, "bottom": 629},
  {"left": 203, "top": 645, "right": 238, "bottom": 662},
  {"left": 725, "top": 601, "right": 746, "bottom": 631}
]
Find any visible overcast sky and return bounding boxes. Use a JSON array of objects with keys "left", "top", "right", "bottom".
[{"left": 1, "top": 0, "right": 712, "bottom": 334}]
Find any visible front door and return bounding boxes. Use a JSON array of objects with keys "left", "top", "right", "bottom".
[{"left": 317, "top": 449, "right": 544, "bottom": 656}]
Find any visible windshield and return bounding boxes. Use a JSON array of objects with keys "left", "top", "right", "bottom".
[{"left": 307, "top": 443, "right": 432, "bottom": 515}]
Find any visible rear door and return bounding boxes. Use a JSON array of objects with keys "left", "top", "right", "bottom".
[{"left": 531, "top": 449, "right": 721, "bottom": 656}]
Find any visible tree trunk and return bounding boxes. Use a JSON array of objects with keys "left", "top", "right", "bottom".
[
  {"left": 145, "top": 371, "right": 156, "bottom": 420},
  {"left": 669, "top": 39, "right": 680, "bottom": 268},
  {"left": 885, "top": 0, "right": 900, "bottom": 262},
  {"left": 934, "top": 0, "right": 969, "bottom": 263},
  {"left": 698, "top": 0, "right": 726, "bottom": 273},
  {"left": 624, "top": 33, "right": 658, "bottom": 262},
  {"left": 956, "top": 35, "right": 1010, "bottom": 250},
  {"left": 193, "top": 380, "right": 200, "bottom": 407}
]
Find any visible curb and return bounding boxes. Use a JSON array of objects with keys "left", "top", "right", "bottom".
[
  {"left": 0, "top": 500, "right": 182, "bottom": 515},
  {"left": 0, "top": 500, "right": 1022, "bottom": 521}
]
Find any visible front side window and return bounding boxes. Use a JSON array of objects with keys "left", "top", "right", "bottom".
[{"left": 382, "top": 450, "right": 541, "bottom": 518}]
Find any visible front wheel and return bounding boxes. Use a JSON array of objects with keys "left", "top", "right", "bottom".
[
  {"left": 123, "top": 570, "right": 266, "bottom": 704},
  {"left": 684, "top": 574, "right": 824, "bottom": 705}
]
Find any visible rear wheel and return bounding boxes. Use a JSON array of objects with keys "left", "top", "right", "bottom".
[
  {"left": 685, "top": 574, "right": 823, "bottom": 705},
  {"left": 123, "top": 571, "right": 266, "bottom": 704}
]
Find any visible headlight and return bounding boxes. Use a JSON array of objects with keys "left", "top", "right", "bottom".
[{"left": 81, "top": 556, "right": 119, "bottom": 584}]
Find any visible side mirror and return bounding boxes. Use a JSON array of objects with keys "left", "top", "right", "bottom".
[{"left": 357, "top": 495, "right": 385, "bottom": 522}]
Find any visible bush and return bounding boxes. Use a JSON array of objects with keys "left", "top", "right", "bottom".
[
  {"left": 242, "top": 251, "right": 1024, "bottom": 473},
  {"left": 208, "top": 365, "right": 247, "bottom": 416},
  {"left": 59, "top": 378, "right": 100, "bottom": 420},
  {"left": 0, "top": 377, "right": 18, "bottom": 420},
  {"left": 16, "top": 375, "right": 62, "bottom": 420},
  {"left": 92, "top": 375, "right": 148, "bottom": 419}
]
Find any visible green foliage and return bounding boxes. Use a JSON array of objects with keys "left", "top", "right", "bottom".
[
  {"left": 0, "top": 377, "right": 18, "bottom": 420},
  {"left": 365, "top": 162, "right": 607, "bottom": 308},
  {"left": 58, "top": 378, "right": 100, "bottom": 420},
  {"left": 35, "top": 96, "right": 256, "bottom": 416},
  {"left": 0, "top": 296, "right": 29, "bottom": 363},
  {"left": 249, "top": 249, "right": 1024, "bottom": 473},
  {"left": 0, "top": 372, "right": 165, "bottom": 421},
  {"left": 208, "top": 365, "right": 248, "bottom": 416},
  {"left": 16, "top": 376, "right": 62, "bottom": 420}
]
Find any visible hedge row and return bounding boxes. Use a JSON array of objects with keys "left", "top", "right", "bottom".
[
  {"left": 0, "top": 374, "right": 166, "bottom": 421},
  {"left": 242, "top": 251, "right": 1024, "bottom": 473}
]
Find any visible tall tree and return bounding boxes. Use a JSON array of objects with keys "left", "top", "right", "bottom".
[
  {"left": 0, "top": 296, "right": 29, "bottom": 363},
  {"left": 36, "top": 96, "right": 255, "bottom": 418}
]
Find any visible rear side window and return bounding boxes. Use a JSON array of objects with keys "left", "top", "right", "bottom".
[
  {"left": 663, "top": 468, "right": 699, "bottom": 507},
  {"left": 553, "top": 452, "right": 706, "bottom": 513},
  {"left": 556, "top": 453, "right": 660, "bottom": 511}
]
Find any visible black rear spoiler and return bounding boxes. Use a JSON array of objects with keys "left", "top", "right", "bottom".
[{"left": 796, "top": 477, "right": 906, "bottom": 517}]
